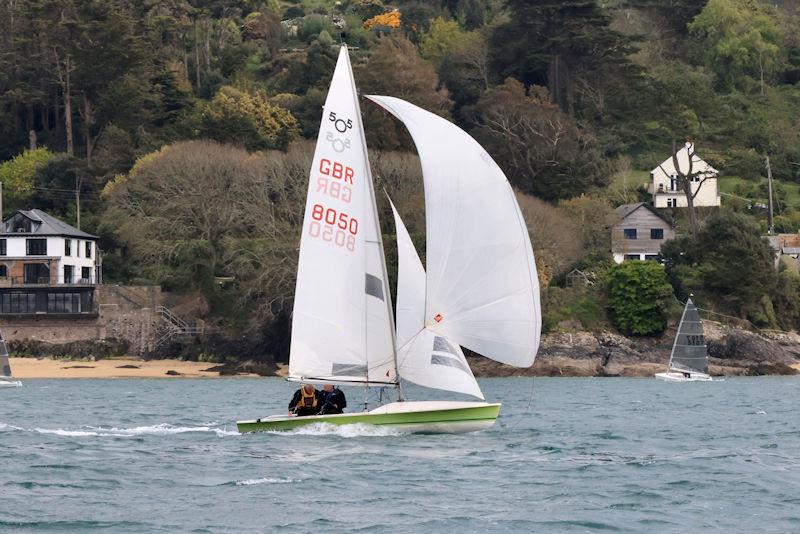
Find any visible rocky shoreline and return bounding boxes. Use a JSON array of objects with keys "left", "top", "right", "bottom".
[
  {"left": 469, "top": 322, "right": 800, "bottom": 377},
  {"left": 10, "top": 323, "right": 799, "bottom": 378}
]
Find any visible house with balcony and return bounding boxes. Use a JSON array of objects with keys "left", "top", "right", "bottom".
[
  {"left": 648, "top": 142, "right": 720, "bottom": 208},
  {"left": 612, "top": 203, "right": 675, "bottom": 263},
  {"left": 0, "top": 209, "right": 100, "bottom": 315}
]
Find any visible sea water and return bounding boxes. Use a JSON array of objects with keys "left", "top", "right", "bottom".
[{"left": 1, "top": 377, "right": 798, "bottom": 533}]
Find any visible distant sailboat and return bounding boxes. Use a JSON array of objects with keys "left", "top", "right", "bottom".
[
  {"left": 655, "top": 299, "right": 713, "bottom": 382},
  {"left": 0, "top": 331, "right": 22, "bottom": 388},
  {"left": 236, "top": 45, "right": 540, "bottom": 434}
]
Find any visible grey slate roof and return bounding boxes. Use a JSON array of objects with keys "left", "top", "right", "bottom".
[
  {"left": 614, "top": 202, "right": 673, "bottom": 225},
  {"left": 1, "top": 209, "right": 97, "bottom": 239}
]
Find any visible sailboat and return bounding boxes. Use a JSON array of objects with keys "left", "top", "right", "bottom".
[
  {"left": 236, "top": 45, "right": 540, "bottom": 433},
  {"left": 655, "top": 298, "right": 713, "bottom": 382},
  {"left": 0, "top": 331, "right": 22, "bottom": 388}
]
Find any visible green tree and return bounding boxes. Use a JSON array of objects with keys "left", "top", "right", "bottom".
[
  {"left": 490, "top": 0, "right": 641, "bottom": 117},
  {"left": 660, "top": 210, "right": 778, "bottom": 323},
  {"left": 197, "top": 86, "right": 300, "bottom": 150},
  {"left": 689, "top": 0, "right": 781, "bottom": 94},
  {"left": 607, "top": 261, "right": 674, "bottom": 336},
  {"left": 0, "top": 147, "right": 55, "bottom": 204}
]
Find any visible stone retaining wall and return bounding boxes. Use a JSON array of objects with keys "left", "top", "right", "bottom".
[{"left": 0, "top": 285, "right": 163, "bottom": 355}]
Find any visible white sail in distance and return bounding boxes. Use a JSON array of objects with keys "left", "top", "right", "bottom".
[
  {"left": 367, "top": 95, "right": 541, "bottom": 367},
  {"left": 289, "top": 47, "right": 396, "bottom": 385},
  {"left": 390, "top": 200, "right": 484, "bottom": 399},
  {"left": 0, "top": 333, "right": 12, "bottom": 378}
]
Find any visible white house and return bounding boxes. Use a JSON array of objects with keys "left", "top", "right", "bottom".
[
  {"left": 649, "top": 142, "right": 720, "bottom": 208},
  {"left": 0, "top": 210, "right": 100, "bottom": 315}
]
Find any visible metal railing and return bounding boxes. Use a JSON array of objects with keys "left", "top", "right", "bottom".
[
  {"left": 0, "top": 276, "right": 96, "bottom": 287},
  {"left": 155, "top": 306, "right": 204, "bottom": 347}
]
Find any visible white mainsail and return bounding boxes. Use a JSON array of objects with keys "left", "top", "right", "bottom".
[
  {"left": 390, "top": 200, "right": 484, "bottom": 399},
  {"left": 289, "top": 46, "right": 396, "bottom": 385},
  {"left": 367, "top": 96, "right": 541, "bottom": 368}
]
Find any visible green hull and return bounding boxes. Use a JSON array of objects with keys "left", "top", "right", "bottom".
[{"left": 236, "top": 402, "right": 501, "bottom": 434}]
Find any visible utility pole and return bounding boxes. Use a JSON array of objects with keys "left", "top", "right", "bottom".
[{"left": 765, "top": 156, "right": 774, "bottom": 236}]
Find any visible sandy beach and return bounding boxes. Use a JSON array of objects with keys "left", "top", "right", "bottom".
[{"left": 8, "top": 358, "right": 257, "bottom": 378}]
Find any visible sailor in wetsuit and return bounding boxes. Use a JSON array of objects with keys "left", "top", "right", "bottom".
[
  {"left": 288, "top": 384, "right": 322, "bottom": 416},
  {"left": 318, "top": 384, "right": 347, "bottom": 415}
]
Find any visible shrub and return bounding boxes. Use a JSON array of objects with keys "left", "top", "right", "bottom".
[{"left": 607, "top": 261, "right": 674, "bottom": 335}]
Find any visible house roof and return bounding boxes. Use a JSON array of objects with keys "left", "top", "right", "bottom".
[
  {"left": 652, "top": 143, "right": 718, "bottom": 177},
  {"left": 777, "top": 233, "right": 800, "bottom": 248},
  {"left": 614, "top": 202, "right": 672, "bottom": 225},
  {"left": 1, "top": 209, "right": 97, "bottom": 239}
]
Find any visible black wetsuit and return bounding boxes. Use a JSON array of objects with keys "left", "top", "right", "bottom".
[
  {"left": 318, "top": 388, "right": 347, "bottom": 415},
  {"left": 288, "top": 389, "right": 322, "bottom": 416}
]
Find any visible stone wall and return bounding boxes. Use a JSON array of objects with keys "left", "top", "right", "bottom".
[{"left": 0, "top": 285, "right": 163, "bottom": 355}]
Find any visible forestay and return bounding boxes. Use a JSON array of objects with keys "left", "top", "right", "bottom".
[
  {"left": 390, "top": 200, "right": 484, "bottom": 399},
  {"left": 366, "top": 96, "right": 541, "bottom": 367},
  {"left": 668, "top": 299, "right": 708, "bottom": 375},
  {"left": 289, "top": 47, "right": 396, "bottom": 385}
]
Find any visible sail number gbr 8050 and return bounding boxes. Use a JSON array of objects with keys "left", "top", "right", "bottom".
[{"left": 308, "top": 158, "right": 359, "bottom": 251}]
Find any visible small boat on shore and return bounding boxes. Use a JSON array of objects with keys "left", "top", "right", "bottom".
[
  {"left": 0, "top": 332, "right": 22, "bottom": 388},
  {"left": 236, "top": 45, "right": 540, "bottom": 434},
  {"left": 655, "top": 298, "right": 713, "bottom": 382}
]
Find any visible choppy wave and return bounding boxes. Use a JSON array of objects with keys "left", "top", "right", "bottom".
[
  {"left": 265, "top": 422, "right": 408, "bottom": 438},
  {"left": 3, "top": 422, "right": 239, "bottom": 438}
]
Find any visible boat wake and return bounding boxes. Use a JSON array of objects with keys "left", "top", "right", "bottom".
[
  {"left": 1, "top": 421, "right": 239, "bottom": 438},
  {"left": 266, "top": 422, "right": 408, "bottom": 438}
]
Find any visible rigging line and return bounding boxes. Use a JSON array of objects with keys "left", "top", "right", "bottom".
[{"left": 500, "top": 375, "right": 535, "bottom": 431}]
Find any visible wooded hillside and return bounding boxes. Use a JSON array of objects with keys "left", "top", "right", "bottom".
[{"left": 2, "top": 0, "right": 800, "bottom": 360}]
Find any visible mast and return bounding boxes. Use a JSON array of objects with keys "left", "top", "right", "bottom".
[
  {"left": 766, "top": 156, "right": 774, "bottom": 236},
  {"left": 667, "top": 300, "right": 689, "bottom": 372},
  {"left": 343, "top": 46, "right": 403, "bottom": 401}
]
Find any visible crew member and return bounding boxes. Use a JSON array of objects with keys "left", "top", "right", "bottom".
[
  {"left": 318, "top": 384, "right": 347, "bottom": 415},
  {"left": 288, "top": 384, "right": 321, "bottom": 416}
]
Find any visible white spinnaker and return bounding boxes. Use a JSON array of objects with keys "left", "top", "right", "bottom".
[
  {"left": 367, "top": 95, "right": 541, "bottom": 367},
  {"left": 289, "top": 46, "right": 395, "bottom": 384},
  {"left": 390, "top": 201, "right": 484, "bottom": 399}
]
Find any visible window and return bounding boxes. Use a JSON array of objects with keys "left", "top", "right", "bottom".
[
  {"left": 23, "top": 263, "right": 50, "bottom": 284},
  {"left": 651, "top": 228, "right": 664, "bottom": 240},
  {"left": 76, "top": 240, "right": 80, "bottom": 257},
  {"left": 623, "top": 228, "right": 637, "bottom": 240},
  {"left": 0, "top": 265, "right": 7, "bottom": 278},
  {"left": 0, "top": 238, "right": 6, "bottom": 256},
  {"left": 65, "top": 239, "right": 71, "bottom": 256},
  {"left": 81, "top": 267, "right": 92, "bottom": 282},
  {"left": 644, "top": 255, "right": 659, "bottom": 262},
  {"left": 64, "top": 265, "right": 74, "bottom": 284},
  {"left": 47, "top": 292, "right": 81, "bottom": 313},
  {"left": 26, "top": 239, "right": 47, "bottom": 255},
  {"left": 624, "top": 254, "right": 641, "bottom": 261},
  {"left": 667, "top": 198, "right": 677, "bottom": 208},
  {"left": 85, "top": 241, "right": 92, "bottom": 258}
]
